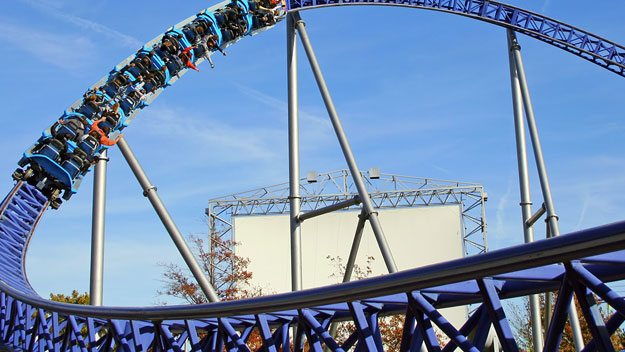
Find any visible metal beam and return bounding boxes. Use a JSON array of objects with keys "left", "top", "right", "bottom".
[
  {"left": 508, "top": 30, "right": 584, "bottom": 351},
  {"left": 292, "top": 11, "right": 398, "bottom": 274},
  {"left": 3, "top": 220, "right": 625, "bottom": 320},
  {"left": 477, "top": 278, "right": 519, "bottom": 352},
  {"left": 117, "top": 136, "right": 220, "bottom": 303},
  {"left": 508, "top": 31, "right": 561, "bottom": 240},
  {"left": 525, "top": 203, "right": 546, "bottom": 228},
  {"left": 544, "top": 279, "right": 574, "bottom": 351},
  {"left": 296, "top": 196, "right": 360, "bottom": 222},
  {"left": 287, "top": 12, "right": 303, "bottom": 292},
  {"left": 89, "top": 150, "right": 107, "bottom": 307},
  {"left": 287, "top": 0, "right": 625, "bottom": 79},
  {"left": 327, "top": 208, "right": 367, "bottom": 345},
  {"left": 343, "top": 209, "right": 367, "bottom": 283},
  {"left": 507, "top": 29, "right": 543, "bottom": 351}
]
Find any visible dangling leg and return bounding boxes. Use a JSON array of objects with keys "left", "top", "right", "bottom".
[{"left": 207, "top": 55, "right": 215, "bottom": 69}]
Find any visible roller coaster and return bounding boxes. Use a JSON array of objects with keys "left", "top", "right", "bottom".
[{"left": 1, "top": 0, "right": 625, "bottom": 351}]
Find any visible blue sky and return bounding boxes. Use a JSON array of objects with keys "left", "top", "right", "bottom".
[{"left": 0, "top": 1, "right": 623, "bottom": 306}]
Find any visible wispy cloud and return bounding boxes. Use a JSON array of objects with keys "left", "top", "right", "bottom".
[
  {"left": 540, "top": 0, "right": 552, "bottom": 15},
  {"left": 431, "top": 164, "right": 451, "bottom": 176},
  {"left": 235, "top": 83, "right": 333, "bottom": 129},
  {"left": 19, "top": 0, "right": 141, "bottom": 49},
  {"left": 574, "top": 194, "right": 590, "bottom": 230},
  {"left": 0, "top": 21, "right": 94, "bottom": 70},
  {"left": 140, "top": 106, "right": 284, "bottom": 163}
]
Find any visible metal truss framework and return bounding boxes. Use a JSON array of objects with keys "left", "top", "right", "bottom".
[
  {"left": 287, "top": 0, "right": 625, "bottom": 78},
  {"left": 0, "top": 0, "right": 622, "bottom": 351},
  {"left": 2, "top": 182, "right": 625, "bottom": 351},
  {"left": 207, "top": 169, "right": 488, "bottom": 259}
]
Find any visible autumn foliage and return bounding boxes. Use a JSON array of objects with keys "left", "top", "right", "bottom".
[
  {"left": 50, "top": 290, "right": 90, "bottom": 305},
  {"left": 509, "top": 293, "right": 625, "bottom": 351},
  {"left": 158, "top": 234, "right": 266, "bottom": 349},
  {"left": 158, "top": 234, "right": 263, "bottom": 303},
  {"left": 327, "top": 255, "right": 406, "bottom": 351}
]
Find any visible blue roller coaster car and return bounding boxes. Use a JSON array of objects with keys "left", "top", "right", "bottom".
[
  {"left": 177, "top": 12, "right": 227, "bottom": 66},
  {"left": 168, "top": 28, "right": 193, "bottom": 51},
  {"left": 133, "top": 48, "right": 171, "bottom": 93},
  {"left": 197, "top": 12, "right": 222, "bottom": 45},
  {"left": 152, "top": 30, "right": 192, "bottom": 77},
  {"left": 76, "top": 89, "right": 111, "bottom": 119},
  {"left": 214, "top": 0, "right": 252, "bottom": 42},
  {"left": 74, "top": 90, "right": 131, "bottom": 131},
  {"left": 239, "top": 0, "right": 253, "bottom": 34},
  {"left": 101, "top": 71, "right": 135, "bottom": 100},
  {"left": 182, "top": 12, "right": 222, "bottom": 47},
  {"left": 11, "top": 0, "right": 284, "bottom": 209},
  {"left": 13, "top": 110, "right": 114, "bottom": 208}
]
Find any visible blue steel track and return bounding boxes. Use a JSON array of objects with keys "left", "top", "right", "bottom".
[
  {"left": 1, "top": 1, "right": 624, "bottom": 351},
  {"left": 288, "top": 0, "right": 625, "bottom": 78}
]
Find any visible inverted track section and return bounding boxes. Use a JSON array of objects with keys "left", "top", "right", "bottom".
[
  {"left": 1, "top": 1, "right": 625, "bottom": 351},
  {"left": 288, "top": 0, "right": 625, "bottom": 77}
]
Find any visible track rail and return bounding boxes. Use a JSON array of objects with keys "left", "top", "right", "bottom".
[
  {"left": 2, "top": 183, "right": 625, "bottom": 350},
  {"left": 1, "top": 1, "right": 624, "bottom": 351},
  {"left": 287, "top": 0, "right": 625, "bottom": 77}
]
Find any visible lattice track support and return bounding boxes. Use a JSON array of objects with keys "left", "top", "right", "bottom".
[
  {"left": 0, "top": 182, "right": 48, "bottom": 294},
  {"left": 2, "top": 184, "right": 625, "bottom": 351},
  {"left": 1, "top": 257, "right": 625, "bottom": 350},
  {"left": 1, "top": 0, "right": 625, "bottom": 351},
  {"left": 287, "top": 0, "right": 625, "bottom": 78}
]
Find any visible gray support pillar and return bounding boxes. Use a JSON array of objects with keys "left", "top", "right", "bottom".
[
  {"left": 544, "top": 223, "right": 553, "bottom": 331},
  {"left": 544, "top": 291, "right": 553, "bottom": 332},
  {"left": 508, "top": 30, "right": 584, "bottom": 351},
  {"left": 292, "top": 12, "right": 398, "bottom": 274},
  {"left": 343, "top": 209, "right": 367, "bottom": 283},
  {"left": 508, "top": 31, "right": 560, "bottom": 238},
  {"left": 117, "top": 136, "right": 220, "bottom": 303},
  {"left": 507, "top": 30, "right": 543, "bottom": 351},
  {"left": 89, "top": 150, "right": 107, "bottom": 306},
  {"left": 568, "top": 303, "right": 584, "bottom": 352},
  {"left": 327, "top": 209, "right": 368, "bottom": 346},
  {"left": 287, "top": 13, "right": 303, "bottom": 292}
]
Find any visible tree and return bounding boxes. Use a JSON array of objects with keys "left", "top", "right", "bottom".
[
  {"left": 327, "top": 255, "right": 408, "bottom": 351},
  {"left": 326, "top": 255, "right": 450, "bottom": 351},
  {"left": 49, "top": 291, "right": 90, "bottom": 338},
  {"left": 50, "top": 290, "right": 90, "bottom": 305},
  {"left": 158, "top": 234, "right": 263, "bottom": 304},
  {"left": 158, "top": 234, "right": 265, "bottom": 349},
  {"left": 509, "top": 293, "right": 625, "bottom": 351}
]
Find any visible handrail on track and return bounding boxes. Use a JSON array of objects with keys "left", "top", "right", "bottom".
[
  {"left": 2, "top": 219, "right": 625, "bottom": 320},
  {"left": 0, "top": 2, "right": 623, "bottom": 351}
]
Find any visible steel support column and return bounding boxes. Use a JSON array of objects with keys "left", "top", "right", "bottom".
[
  {"left": 297, "top": 196, "right": 360, "bottom": 222},
  {"left": 508, "top": 30, "right": 584, "bottom": 351},
  {"left": 117, "top": 136, "right": 220, "bottom": 303},
  {"left": 287, "top": 13, "right": 303, "bottom": 292},
  {"left": 292, "top": 12, "right": 398, "bottom": 274},
  {"left": 327, "top": 209, "right": 368, "bottom": 345},
  {"left": 507, "top": 29, "right": 543, "bottom": 351},
  {"left": 508, "top": 31, "right": 560, "bottom": 238},
  {"left": 90, "top": 150, "right": 107, "bottom": 306},
  {"left": 343, "top": 209, "right": 367, "bottom": 283}
]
